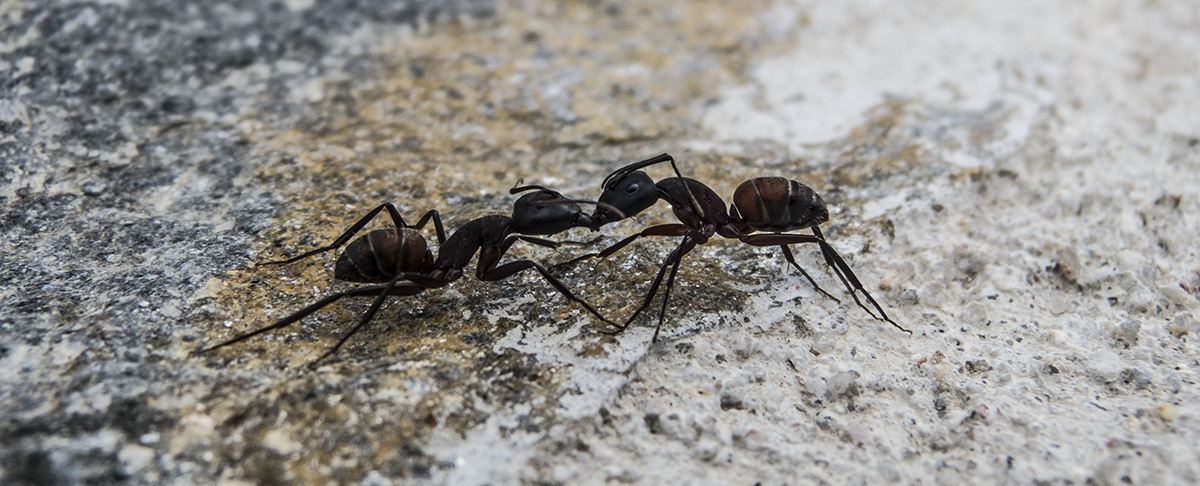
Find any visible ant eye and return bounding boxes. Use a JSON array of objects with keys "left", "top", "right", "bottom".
[{"left": 626, "top": 183, "right": 640, "bottom": 194}]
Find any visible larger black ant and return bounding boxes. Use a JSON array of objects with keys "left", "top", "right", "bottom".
[
  {"left": 566, "top": 153, "right": 910, "bottom": 342},
  {"left": 195, "top": 185, "right": 616, "bottom": 366}
]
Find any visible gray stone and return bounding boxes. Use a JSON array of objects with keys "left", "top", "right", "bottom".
[{"left": 3, "top": 1, "right": 1200, "bottom": 485}]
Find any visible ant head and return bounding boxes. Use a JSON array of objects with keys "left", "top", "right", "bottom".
[
  {"left": 510, "top": 187, "right": 596, "bottom": 235},
  {"left": 593, "top": 171, "right": 658, "bottom": 226}
]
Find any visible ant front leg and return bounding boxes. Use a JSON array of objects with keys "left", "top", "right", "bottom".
[
  {"left": 554, "top": 223, "right": 690, "bottom": 269},
  {"left": 513, "top": 235, "right": 605, "bottom": 251},
  {"left": 737, "top": 232, "right": 910, "bottom": 334},
  {"left": 260, "top": 206, "right": 443, "bottom": 266},
  {"left": 476, "top": 242, "right": 617, "bottom": 327},
  {"left": 649, "top": 237, "right": 697, "bottom": 343},
  {"left": 603, "top": 236, "right": 698, "bottom": 338}
]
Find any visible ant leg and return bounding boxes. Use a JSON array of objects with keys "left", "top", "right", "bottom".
[
  {"left": 554, "top": 223, "right": 689, "bottom": 269},
  {"left": 738, "top": 233, "right": 910, "bottom": 334},
  {"left": 806, "top": 230, "right": 875, "bottom": 315},
  {"left": 743, "top": 233, "right": 879, "bottom": 319},
  {"left": 802, "top": 229, "right": 882, "bottom": 320},
  {"left": 810, "top": 226, "right": 840, "bottom": 276},
  {"left": 603, "top": 236, "right": 696, "bottom": 336},
  {"left": 477, "top": 259, "right": 616, "bottom": 327},
  {"left": 556, "top": 234, "right": 639, "bottom": 269},
  {"left": 807, "top": 227, "right": 869, "bottom": 299},
  {"left": 777, "top": 245, "right": 842, "bottom": 304},
  {"left": 813, "top": 239, "right": 910, "bottom": 334},
  {"left": 650, "top": 238, "right": 694, "bottom": 343},
  {"left": 307, "top": 273, "right": 442, "bottom": 366},
  {"left": 475, "top": 236, "right": 614, "bottom": 325},
  {"left": 786, "top": 228, "right": 866, "bottom": 312},
  {"left": 261, "top": 203, "right": 418, "bottom": 266},
  {"left": 193, "top": 282, "right": 427, "bottom": 356},
  {"left": 408, "top": 209, "right": 447, "bottom": 245},
  {"left": 740, "top": 235, "right": 852, "bottom": 294},
  {"left": 515, "top": 235, "right": 605, "bottom": 250}
]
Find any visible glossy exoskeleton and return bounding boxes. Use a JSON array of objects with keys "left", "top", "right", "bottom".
[
  {"left": 574, "top": 153, "right": 910, "bottom": 342},
  {"left": 196, "top": 186, "right": 615, "bottom": 365}
]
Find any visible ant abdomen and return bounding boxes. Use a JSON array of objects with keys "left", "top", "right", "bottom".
[
  {"left": 732, "top": 177, "right": 829, "bottom": 232},
  {"left": 334, "top": 228, "right": 430, "bottom": 283}
]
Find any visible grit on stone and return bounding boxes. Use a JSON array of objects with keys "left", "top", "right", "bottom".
[{"left": 1, "top": 1, "right": 1197, "bottom": 485}]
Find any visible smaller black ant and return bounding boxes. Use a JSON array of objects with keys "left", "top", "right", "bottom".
[
  {"left": 195, "top": 185, "right": 616, "bottom": 366},
  {"left": 567, "top": 153, "right": 910, "bottom": 342}
]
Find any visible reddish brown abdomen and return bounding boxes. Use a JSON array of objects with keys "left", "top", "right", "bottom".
[
  {"left": 334, "top": 228, "right": 429, "bottom": 283},
  {"left": 733, "top": 177, "right": 829, "bottom": 232}
]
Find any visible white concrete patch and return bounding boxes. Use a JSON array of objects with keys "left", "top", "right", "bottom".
[
  {"left": 699, "top": 0, "right": 1073, "bottom": 157},
  {"left": 558, "top": 1, "right": 1200, "bottom": 484}
]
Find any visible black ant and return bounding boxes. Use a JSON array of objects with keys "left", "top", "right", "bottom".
[
  {"left": 195, "top": 185, "right": 616, "bottom": 366},
  {"left": 566, "top": 153, "right": 910, "bottom": 342}
]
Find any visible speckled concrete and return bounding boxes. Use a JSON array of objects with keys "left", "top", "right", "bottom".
[{"left": 2, "top": 1, "right": 1198, "bottom": 485}]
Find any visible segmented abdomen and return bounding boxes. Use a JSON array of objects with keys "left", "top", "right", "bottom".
[
  {"left": 733, "top": 177, "right": 829, "bottom": 232},
  {"left": 334, "top": 228, "right": 429, "bottom": 283}
]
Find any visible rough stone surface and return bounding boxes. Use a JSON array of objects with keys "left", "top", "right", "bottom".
[{"left": 2, "top": 1, "right": 1198, "bottom": 485}]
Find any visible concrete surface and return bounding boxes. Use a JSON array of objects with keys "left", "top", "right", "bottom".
[{"left": 2, "top": 0, "right": 1198, "bottom": 485}]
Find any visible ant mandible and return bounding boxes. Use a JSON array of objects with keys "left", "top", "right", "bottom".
[
  {"left": 195, "top": 185, "right": 617, "bottom": 366},
  {"left": 566, "top": 153, "right": 910, "bottom": 342}
]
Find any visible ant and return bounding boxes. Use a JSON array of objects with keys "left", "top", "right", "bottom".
[
  {"left": 565, "top": 153, "right": 910, "bottom": 342},
  {"left": 195, "top": 185, "right": 617, "bottom": 366}
]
